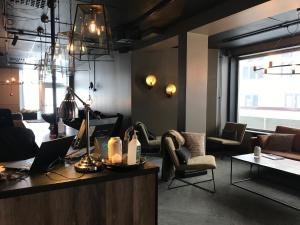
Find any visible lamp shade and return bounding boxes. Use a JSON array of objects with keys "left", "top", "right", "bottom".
[
  {"left": 59, "top": 91, "right": 78, "bottom": 120},
  {"left": 166, "top": 84, "right": 176, "bottom": 97},
  {"left": 145, "top": 74, "right": 157, "bottom": 88},
  {"left": 70, "top": 4, "right": 111, "bottom": 61}
]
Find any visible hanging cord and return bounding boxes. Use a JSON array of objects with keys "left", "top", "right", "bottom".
[{"left": 88, "top": 58, "right": 92, "bottom": 102}]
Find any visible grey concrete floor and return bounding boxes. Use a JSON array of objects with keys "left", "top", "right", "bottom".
[{"left": 149, "top": 157, "right": 300, "bottom": 225}]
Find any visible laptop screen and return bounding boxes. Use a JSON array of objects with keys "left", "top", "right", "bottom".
[{"left": 30, "top": 135, "right": 75, "bottom": 173}]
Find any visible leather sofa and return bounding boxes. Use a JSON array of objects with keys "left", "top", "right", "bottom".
[{"left": 252, "top": 126, "right": 300, "bottom": 161}]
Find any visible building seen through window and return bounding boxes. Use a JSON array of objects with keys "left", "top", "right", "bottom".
[{"left": 238, "top": 50, "right": 300, "bottom": 130}]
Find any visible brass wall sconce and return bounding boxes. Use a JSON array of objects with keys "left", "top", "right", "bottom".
[
  {"left": 166, "top": 84, "right": 176, "bottom": 97},
  {"left": 0, "top": 77, "right": 23, "bottom": 96},
  {"left": 145, "top": 74, "right": 157, "bottom": 89}
]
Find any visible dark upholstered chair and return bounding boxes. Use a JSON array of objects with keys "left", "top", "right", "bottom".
[
  {"left": 135, "top": 122, "right": 161, "bottom": 154},
  {"left": 0, "top": 108, "right": 14, "bottom": 128},
  {"left": 162, "top": 131, "right": 216, "bottom": 193},
  {"left": 0, "top": 127, "right": 39, "bottom": 161},
  {"left": 206, "top": 122, "right": 247, "bottom": 152}
]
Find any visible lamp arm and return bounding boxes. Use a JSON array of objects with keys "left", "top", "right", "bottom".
[
  {"left": 66, "top": 87, "right": 101, "bottom": 120},
  {"left": 67, "top": 87, "right": 87, "bottom": 107}
]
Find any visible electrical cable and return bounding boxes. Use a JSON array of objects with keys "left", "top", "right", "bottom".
[
  {"left": 44, "top": 157, "right": 86, "bottom": 181},
  {"left": 45, "top": 170, "right": 85, "bottom": 182}
]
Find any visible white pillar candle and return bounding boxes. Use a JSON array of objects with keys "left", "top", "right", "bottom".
[{"left": 111, "top": 153, "right": 122, "bottom": 164}]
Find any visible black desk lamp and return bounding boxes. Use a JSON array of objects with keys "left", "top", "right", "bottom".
[{"left": 59, "top": 87, "right": 102, "bottom": 173}]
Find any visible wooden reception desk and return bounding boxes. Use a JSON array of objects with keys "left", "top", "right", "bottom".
[{"left": 0, "top": 162, "right": 159, "bottom": 225}]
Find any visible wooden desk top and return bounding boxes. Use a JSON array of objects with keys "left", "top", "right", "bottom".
[{"left": 0, "top": 161, "right": 159, "bottom": 199}]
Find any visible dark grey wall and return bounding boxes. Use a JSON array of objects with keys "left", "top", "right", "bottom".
[
  {"left": 206, "top": 49, "right": 219, "bottom": 136},
  {"left": 74, "top": 52, "right": 131, "bottom": 129},
  {"left": 131, "top": 48, "right": 178, "bottom": 135}
]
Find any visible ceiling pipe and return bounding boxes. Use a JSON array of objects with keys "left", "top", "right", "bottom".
[
  {"left": 113, "top": 0, "right": 175, "bottom": 41},
  {"left": 123, "top": 0, "right": 175, "bottom": 28},
  {"left": 222, "top": 17, "right": 300, "bottom": 43},
  {"left": 48, "top": 0, "right": 58, "bottom": 136}
]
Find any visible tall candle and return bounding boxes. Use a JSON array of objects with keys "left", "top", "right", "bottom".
[
  {"left": 108, "top": 137, "right": 122, "bottom": 163},
  {"left": 111, "top": 153, "right": 122, "bottom": 164}
]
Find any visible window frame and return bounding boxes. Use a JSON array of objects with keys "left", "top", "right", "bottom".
[{"left": 236, "top": 46, "right": 300, "bottom": 132}]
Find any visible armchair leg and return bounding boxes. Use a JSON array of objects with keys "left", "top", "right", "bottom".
[
  {"left": 212, "top": 169, "right": 216, "bottom": 193},
  {"left": 168, "top": 169, "right": 216, "bottom": 193}
]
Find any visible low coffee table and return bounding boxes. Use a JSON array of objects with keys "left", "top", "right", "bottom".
[{"left": 231, "top": 153, "right": 300, "bottom": 211}]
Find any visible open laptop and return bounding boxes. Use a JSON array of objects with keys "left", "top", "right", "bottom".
[{"left": 4, "top": 135, "right": 75, "bottom": 174}]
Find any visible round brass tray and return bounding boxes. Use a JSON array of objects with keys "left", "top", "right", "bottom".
[{"left": 103, "top": 157, "right": 146, "bottom": 170}]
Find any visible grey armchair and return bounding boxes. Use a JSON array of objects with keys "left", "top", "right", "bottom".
[
  {"left": 207, "top": 122, "right": 247, "bottom": 152},
  {"left": 135, "top": 122, "right": 161, "bottom": 154},
  {"left": 162, "top": 131, "right": 216, "bottom": 193}
]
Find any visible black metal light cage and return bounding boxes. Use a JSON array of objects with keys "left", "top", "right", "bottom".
[{"left": 70, "top": 4, "right": 111, "bottom": 61}]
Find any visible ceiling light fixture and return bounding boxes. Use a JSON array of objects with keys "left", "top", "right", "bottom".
[
  {"left": 253, "top": 61, "right": 300, "bottom": 75},
  {"left": 70, "top": 4, "right": 111, "bottom": 61}
]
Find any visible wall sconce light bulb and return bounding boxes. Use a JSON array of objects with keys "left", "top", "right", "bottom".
[
  {"left": 145, "top": 74, "right": 157, "bottom": 88},
  {"left": 166, "top": 84, "right": 176, "bottom": 97},
  {"left": 11, "top": 77, "right": 15, "bottom": 82},
  {"left": 6, "top": 80, "right": 10, "bottom": 84}
]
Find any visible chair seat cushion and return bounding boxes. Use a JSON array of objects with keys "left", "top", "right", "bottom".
[
  {"left": 178, "top": 155, "right": 216, "bottom": 171},
  {"left": 207, "top": 137, "right": 241, "bottom": 145},
  {"left": 148, "top": 138, "right": 161, "bottom": 147}
]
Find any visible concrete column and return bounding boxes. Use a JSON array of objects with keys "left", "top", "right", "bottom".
[{"left": 185, "top": 32, "right": 208, "bottom": 132}]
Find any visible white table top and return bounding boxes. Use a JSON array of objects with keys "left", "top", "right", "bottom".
[{"left": 233, "top": 153, "right": 300, "bottom": 176}]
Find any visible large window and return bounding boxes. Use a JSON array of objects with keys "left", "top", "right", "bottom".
[
  {"left": 238, "top": 50, "right": 300, "bottom": 131},
  {"left": 20, "top": 67, "right": 68, "bottom": 114}
]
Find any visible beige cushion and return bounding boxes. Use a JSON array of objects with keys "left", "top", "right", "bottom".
[
  {"left": 181, "top": 132, "right": 205, "bottom": 157},
  {"left": 178, "top": 155, "right": 216, "bottom": 171},
  {"left": 206, "top": 137, "right": 241, "bottom": 145},
  {"left": 148, "top": 139, "right": 161, "bottom": 146}
]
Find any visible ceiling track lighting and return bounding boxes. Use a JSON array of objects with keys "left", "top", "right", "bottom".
[
  {"left": 37, "top": 26, "right": 44, "bottom": 35},
  {"left": 11, "top": 35, "right": 18, "bottom": 46},
  {"left": 41, "top": 14, "right": 49, "bottom": 23}
]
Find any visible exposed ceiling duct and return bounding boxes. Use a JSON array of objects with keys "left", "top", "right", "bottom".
[{"left": 8, "top": 0, "right": 47, "bottom": 9}]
